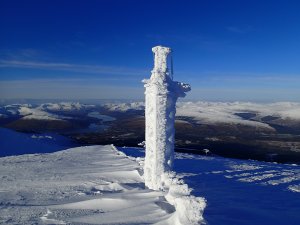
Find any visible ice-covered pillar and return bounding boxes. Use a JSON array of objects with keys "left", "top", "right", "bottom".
[{"left": 143, "top": 46, "right": 191, "bottom": 190}]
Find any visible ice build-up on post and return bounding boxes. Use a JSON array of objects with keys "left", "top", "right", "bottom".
[{"left": 143, "top": 46, "right": 191, "bottom": 190}]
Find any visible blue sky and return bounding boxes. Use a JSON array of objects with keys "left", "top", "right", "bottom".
[{"left": 1, "top": 0, "right": 300, "bottom": 101}]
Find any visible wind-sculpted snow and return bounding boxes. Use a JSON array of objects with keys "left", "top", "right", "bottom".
[
  {"left": 175, "top": 153, "right": 300, "bottom": 193},
  {"left": 121, "top": 147, "right": 300, "bottom": 225},
  {"left": 176, "top": 154, "right": 300, "bottom": 225},
  {"left": 222, "top": 162, "right": 300, "bottom": 187},
  {"left": 0, "top": 145, "right": 205, "bottom": 225}
]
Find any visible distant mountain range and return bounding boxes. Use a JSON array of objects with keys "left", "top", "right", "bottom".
[{"left": 1, "top": 101, "right": 300, "bottom": 163}]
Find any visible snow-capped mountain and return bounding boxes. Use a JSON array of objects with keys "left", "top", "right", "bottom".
[
  {"left": 105, "top": 101, "right": 300, "bottom": 129},
  {"left": 1, "top": 101, "right": 300, "bottom": 163}
]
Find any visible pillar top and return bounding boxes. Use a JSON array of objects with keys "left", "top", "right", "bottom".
[
  {"left": 152, "top": 46, "right": 171, "bottom": 74},
  {"left": 152, "top": 45, "right": 171, "bottom": 54}
]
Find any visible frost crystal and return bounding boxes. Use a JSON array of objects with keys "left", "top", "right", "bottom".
[{"left": 143, "top": 46, "right": 191, "bottom": 190}]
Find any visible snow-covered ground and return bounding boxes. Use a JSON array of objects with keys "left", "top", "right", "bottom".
[
  {"left": 1, "top": 144, "right": 299, "bottom": 224},
  {"left": 0, "top": 127, "right": 77, "bottom": 157},
  {"left": 0, "top": 145, "right": 205, "bottom": 225},
  {"left": 121, "top": 147, "right": 300, "bottom": 225}
]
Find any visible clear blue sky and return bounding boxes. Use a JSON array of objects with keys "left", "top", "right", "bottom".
[{"left": 1, "top": 0, "right": 300, "bottom": 101}]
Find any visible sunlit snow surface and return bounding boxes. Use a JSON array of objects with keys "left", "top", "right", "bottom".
[
  {"left": 121, "top": 147, "right": 300, "bottom": 225},
  {"left": 0, "top": 145, "right": 204, "bottom": 225},
  {"left": 1, "top": 145, "right": 299, "bottom": 225}
]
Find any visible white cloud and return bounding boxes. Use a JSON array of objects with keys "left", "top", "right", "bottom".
[{"left": 0, "top": 60, "right": 147, "bottom": 76}]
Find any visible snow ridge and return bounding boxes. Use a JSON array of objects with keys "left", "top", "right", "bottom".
[
  {"left": 162, "top": 172, "right": 206, "bottom": 225},
  {"left": 113, "top": 145, "right": 206, "bottom": 225},
  {"left": 0, "top": 145, "right": 206, "bottom": 225}
]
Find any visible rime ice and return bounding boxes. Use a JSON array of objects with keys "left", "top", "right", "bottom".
[{"left": 143, "top": 46, "right": 191, "bottom": 190}]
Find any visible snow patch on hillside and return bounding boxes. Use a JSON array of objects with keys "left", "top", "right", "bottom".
[
  {"left": 211, "top": 160, "right": 300, "bottom": 191},
  {"left": 177, "top": 101, "right": 300, "bottom": 122},
  {"left": 103, "top": 101, "right": 300, "bottom": 129},
  {"left": 2, "top": 104, "right": 31, "bottom": 115},
  {"left": 176, "top": 102, "right": 275, "bottom": 129},
  {"left": 0, "top": 102, "right": 95, "bottom": 120},
  {"left": 104, "top": 102, "right": 144, "bottom": 112},
  {"left": 18, "top": 106, "right": 65, "bottom": 121},
  {"left": 31, "top": 134, "right": 53, "bottom": 139},
  {"left": 288, "top": 184, "right": 300, "bottom": 193},
  {"left": 41, "top": 102, "right": 95, "bottom": 111}
]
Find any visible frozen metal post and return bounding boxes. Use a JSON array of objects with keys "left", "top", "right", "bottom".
[{"left": 143, "top": 46, "right": 191, "bottom": 190}]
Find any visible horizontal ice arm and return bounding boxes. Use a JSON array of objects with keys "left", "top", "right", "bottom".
[
  {"left": 178, "top": 82, "right": 191, "bottom": 92},
  {"left": 173, "top": 82, "right": 191, "bottom": 97}
]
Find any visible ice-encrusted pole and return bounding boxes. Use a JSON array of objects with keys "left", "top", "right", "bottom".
[{"left": 143, "top": 46, "right": 191, "bottom": 190}]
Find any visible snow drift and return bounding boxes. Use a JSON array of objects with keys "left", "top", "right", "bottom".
[{"left": 0, "top": 145, "right": 206, "bottom": 225}]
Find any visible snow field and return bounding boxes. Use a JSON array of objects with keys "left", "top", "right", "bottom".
[{"left": 0, "top": 145, "right": 206, "bottom": 224}]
